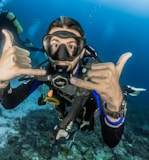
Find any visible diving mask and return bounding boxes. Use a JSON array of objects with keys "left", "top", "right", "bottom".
[{"left": 43, "top": 31, "right": 85, "bottom": 61}]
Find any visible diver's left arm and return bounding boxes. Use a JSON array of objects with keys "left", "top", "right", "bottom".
[{"left": 70, "top": 52, "right": 132, "bottom": 147}]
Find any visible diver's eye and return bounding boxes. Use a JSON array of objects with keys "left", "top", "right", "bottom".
[
  {"left": 50, "top": 43, "right": 59, "bottom": 54},
  {"left": 67, "top": 45, "right": 77, "bottom": 56},
  {"left": 69, "top": 45, "right": 76, "bottom": 50}
]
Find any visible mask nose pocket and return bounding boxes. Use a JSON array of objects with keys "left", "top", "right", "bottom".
[{"left": 54, "top": 44, "right": 70, "bottom": 61}]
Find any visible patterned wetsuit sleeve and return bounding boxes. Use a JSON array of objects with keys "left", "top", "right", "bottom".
[
  {"left": 100, "top": 111, "right": 124, "bottom": 148},
  {"left": 0, "top": 79, "right": 42, "bottom": 109}
]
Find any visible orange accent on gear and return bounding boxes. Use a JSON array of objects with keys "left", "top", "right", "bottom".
[{"left": 48, "top": 89, "right": 53, "bottom": 97}]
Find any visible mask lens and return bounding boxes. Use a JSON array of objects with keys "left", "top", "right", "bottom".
[
  {"left": 65, "top": 43, "right": 77, "bottom": 57},
  {"left": 50, "top": 37, "right": 78, "bottom": 56}
]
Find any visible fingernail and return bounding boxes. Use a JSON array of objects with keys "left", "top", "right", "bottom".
[
  {"left": 41, "top": 70, "right": 47, "bottom": 75},
  {"left": 70, "top": 77, "right": 76, "bottom": 83}
]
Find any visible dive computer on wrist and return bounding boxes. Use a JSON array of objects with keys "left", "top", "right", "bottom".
[{"left": 103, "top": 99, "right": 127, "bottom": 119}]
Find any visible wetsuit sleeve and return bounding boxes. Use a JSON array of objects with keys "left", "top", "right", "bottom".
[
  {"left": 0, "top": 79, "right": 42, "bottom": 109},
  {"left": 100, "top": 110, "right": 124, "bottom": 148}
]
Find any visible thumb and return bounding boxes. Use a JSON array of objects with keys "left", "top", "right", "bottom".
[
  {"left": 116, "top": 52, "right": 132, "bottom": 78},
  {"left": 2, "top": 29, "right": 14, "bottom": 52}
]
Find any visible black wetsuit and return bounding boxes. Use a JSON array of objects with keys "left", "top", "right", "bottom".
[{"left": 0, "top": 46, "right": 124, "bottom": 148}]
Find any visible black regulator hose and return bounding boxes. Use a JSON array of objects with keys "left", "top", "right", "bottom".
[{"left": 59, "top": 88, "right": 89, "bottom": 129}]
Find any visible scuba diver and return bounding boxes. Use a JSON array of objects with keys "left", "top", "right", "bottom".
[
  {"left": 0, "top": 9, "right": 24, "bottom": 48},
  {"left": 0, "top": 16, "right": 145, "bottom": 148},
  {"left": 0, "top": 10, "right": 44, "bottom": 51}
]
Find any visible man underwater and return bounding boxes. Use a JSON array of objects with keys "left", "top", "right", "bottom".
[{"left": 0, "top": 16, "right": 135, "bottom": 148}]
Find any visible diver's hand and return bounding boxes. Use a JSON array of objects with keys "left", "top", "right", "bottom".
[
  {"left": 0, "top": 29, "right": 46, "bottom": 85},
  {"left": 70, "top": 52, "right": 132, "bottom": 116}
]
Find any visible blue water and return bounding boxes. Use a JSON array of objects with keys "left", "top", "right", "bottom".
[
  {"left": 1, "top": 0, "right": 149, "bottom": 159},
  {"left": 1, "top": 0, "right": 148, "bottom": 112}
]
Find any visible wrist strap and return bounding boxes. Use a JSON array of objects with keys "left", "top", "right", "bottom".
[
  {"left": 104, "top": 115, "right": 125, "bottom": 128},
  {"left": 103, "top": 98, "right": 127, "bottom": 119}
]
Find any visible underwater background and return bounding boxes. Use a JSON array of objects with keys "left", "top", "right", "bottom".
[{"left": 0, "top": 0, "right": 149, "bottom": 159}]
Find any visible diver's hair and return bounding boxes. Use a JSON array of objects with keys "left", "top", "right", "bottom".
[{"left": 47, "top": 16, "right": 85, "bottom": 38}]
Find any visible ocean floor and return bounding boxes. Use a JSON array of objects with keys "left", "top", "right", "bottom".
[{"left": 0, "top": 80, "right": 149, "bottom": 160}]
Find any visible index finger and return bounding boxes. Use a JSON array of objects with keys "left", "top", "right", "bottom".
[
  {"left": 14, "top": 46, "right": 30, "bottom": 56},
  {"left": 70, "top": 77, "right": 95, "bottom": 90}
]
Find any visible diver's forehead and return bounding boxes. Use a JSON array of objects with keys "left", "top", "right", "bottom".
[{"left": 49, "top": 27, "right": 81, "bottom": 37}]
